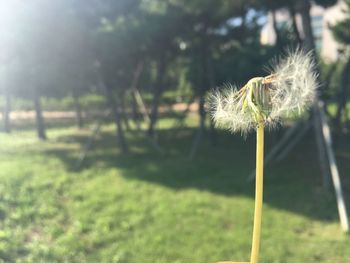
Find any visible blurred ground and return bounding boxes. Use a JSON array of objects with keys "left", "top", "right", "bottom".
[{"left": 0, "top": 102, "right": 199, "bottom": 120}]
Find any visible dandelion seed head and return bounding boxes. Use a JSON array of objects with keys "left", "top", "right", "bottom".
[
  {"left": 269, "top": 49, "right": 318, "bottom": 119},
  {"left": 208, "top": 85, "right": 255, "bottom": 134},
  {"left": 209, "top": 49, "right": 318, "bottom": 134}
]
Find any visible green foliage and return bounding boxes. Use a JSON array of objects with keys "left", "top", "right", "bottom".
[
  {"left": 314, "top": 0, "right": 338, "bottom": 8},
  {"left": 0, "top": 0, "right": 288, "bottom": 108},
  {"left": 214, "top": 43, "right": 276, "bottom": 86},
  {"left": 331, "top": 0, "right": 350, "bottom": 45},
  {"left": 319, "top": 59, "right": 346, "bottom": 99}
]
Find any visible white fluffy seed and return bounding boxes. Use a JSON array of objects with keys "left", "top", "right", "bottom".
[{"left": 209, "top": 49, "right": 318, "bottom": 133}]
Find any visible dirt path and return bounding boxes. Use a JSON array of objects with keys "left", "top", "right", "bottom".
[
  {"left": 0, "top": 111, "right": 78, "bottom": 120},
  {"left": 0, "top": 103, "right": 199, "bottom": 120}
]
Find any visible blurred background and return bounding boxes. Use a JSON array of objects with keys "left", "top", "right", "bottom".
[{"left": 0, "top": 0, "right": 350, "bottom": 262}]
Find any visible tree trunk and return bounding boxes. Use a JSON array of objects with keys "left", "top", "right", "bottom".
[
  {"left": 72, "top": 89, "right": 84, "bottom": 129},
  {"left": 298, "top": 0, "right": 331, "bottom": 192},
  {"left": 298, "top": 0, "right": 315, "bottom": 53},
  {"left": 120, "top": 90, "right": 131, "bottom": 131},
  {"left": 207, "top": 48, "right": 217, "bottom": 145},
  {"left": 272, "top": 10, "right": 282, "bottom": 48},
  {"left": 199, "top": 30, "right": 210, "bottom": 133},
  {"left": 104, "top": 83, "right": 128, "bottom": 153},
  {"left": 288, "top": 4, "right": 302, "bottom": 45},
  {"left": 189, "top": 27, "right": 211, "bottom": 159},
  {"left": 131, "top": 92, "right": 141, "bottom": 130},
  {"left": 148, "top": 53, "right": 166, "bottom": 137},
  {"left": 3, "top": 91, "right": 11, "bottom": 133},
  {"left": 34, "top": 91, "right": 47, "bottom": 140},
  {"left": 130, "top": 62, "right": 144, "bottom": 130}
]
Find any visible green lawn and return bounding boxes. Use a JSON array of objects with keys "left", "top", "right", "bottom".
[{"left": 1, "top": 117, "right": 350, "bottom": 262}]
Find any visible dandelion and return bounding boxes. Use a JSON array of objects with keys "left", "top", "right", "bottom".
[
  {"left": 213, "top": 50, "right": 318, "bottom": 263},
  {"left": 210, "top": 49, "right": 317, "bottom": 134}
]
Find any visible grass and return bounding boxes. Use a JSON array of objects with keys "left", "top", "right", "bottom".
[{"left": 0, "top": 116, "right": 350, "bottom": 262}]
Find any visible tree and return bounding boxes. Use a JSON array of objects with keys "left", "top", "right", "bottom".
[
  {"left": 137, "top": 1, "right": 191, "bottom": 137},
  {"left": 170, "top": 0, "right": 262, "bottom": 156},
  {"left": 0, "top": 1, "right": 19, "bottom": 133},
  {"left": 296, "top": 0, "right": 337, "bottom": 52},
  {"left": 0, "top": 1, "right": 79, "bottom": 138},
  {"left": 261, "top": 0, "right": 302, "bottom": 47},
  {"left": 0, "top": 67, "right": 12, "bottom": 133}
]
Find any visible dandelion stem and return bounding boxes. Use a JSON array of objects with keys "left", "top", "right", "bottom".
[{"left": 250, "top": 122, "right": 264, "bottom": 263}]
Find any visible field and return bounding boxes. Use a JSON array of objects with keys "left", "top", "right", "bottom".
[{"left": 1, "top": 116, "right": 350, "bottom": 262}]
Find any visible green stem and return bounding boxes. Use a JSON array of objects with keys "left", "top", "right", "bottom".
[{"left": 250, "top": 122, "right": 264, "bottom": 263}]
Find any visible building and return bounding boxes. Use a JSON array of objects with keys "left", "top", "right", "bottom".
[{"left": 260, "top": 1, "right": 347, "bottom": 62}]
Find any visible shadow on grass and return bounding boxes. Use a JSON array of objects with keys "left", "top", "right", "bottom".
[{"left": 44, "top": 124, "right": 346, "bottom": 223}]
